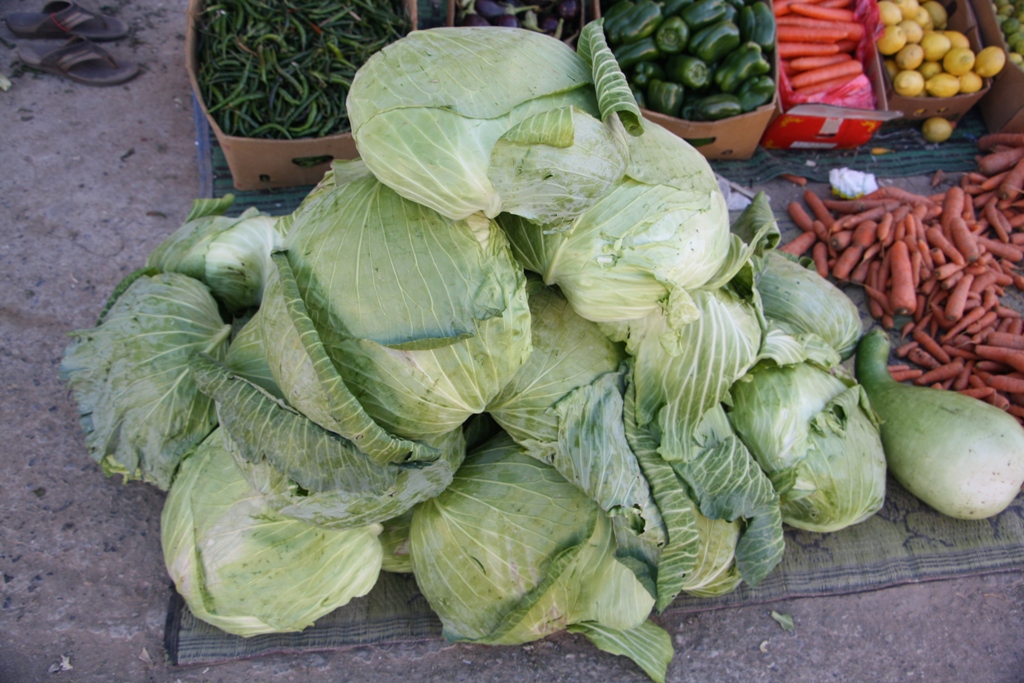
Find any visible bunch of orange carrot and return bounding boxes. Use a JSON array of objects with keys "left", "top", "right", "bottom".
[
  {"left": 775, "top": 0, "right": 867, "bottom": 97},
  {"left": 779, "top": 132, "right": 1024, "bottom": 424}
]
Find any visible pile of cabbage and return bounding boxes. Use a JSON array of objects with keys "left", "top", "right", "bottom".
[{"left": 59, "top": 22, "right": 886, "bottom": 682}]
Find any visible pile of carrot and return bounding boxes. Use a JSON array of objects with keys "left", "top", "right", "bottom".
[
  {"left": 775, "top": 0, "right": 867, "bottom": 97},
  {"left": 778, "top": 132, "right": 1024, "bottom": 424}
]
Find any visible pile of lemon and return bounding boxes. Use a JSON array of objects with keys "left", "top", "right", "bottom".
[{"left": 877, "top": 0, "right": 1006, "bottom": 98}]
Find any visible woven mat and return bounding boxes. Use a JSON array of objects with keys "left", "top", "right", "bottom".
[{"left": 166, "top": 472, "right": 1024, "bottom": 665}]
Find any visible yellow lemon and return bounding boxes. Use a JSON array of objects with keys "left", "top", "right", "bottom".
[
  {"left": 885, "top": 58, "right": 901, "bottom": 79},
  {"left": 922, "top": 0, "right": 948, "bottom": 29},
  {"left": 974, "top": 46, "right": 1007, "bottom": 77},
  {"left": 925, "top": 72, "right": 961, "bottom": 96},
  {"left": 958, "top": 71, "right": 983, "bottom": 93},
  {"left": 878, "top": 25, "right": 908, "bottom": 55},
  {"left": 921, "top": 117, "right": 954, "bottom": 142},
  {"left": 914, "top": 7, "right": 934, "bottom": 29},
  {"left": 879, "top": 1, "right": 903, "bottom": 25},
  {"left": 896, "top": 43, "right": 925, "bottom": 69},
  {"left": 893, "top": 0, "right": 920, "bottom": 20},
  {"left": 943, "top": 47, "right": 976, "bottom": 76},
  {"left": 918, "top": 60, "right": 944, "bottom": 79},
  {"left": 899, "top": 19, "right": 924, "bottom": 43},
  {"left": 942, "top": 30, "right": 970, "bottom": 49},
  {"left": 920, "top": 31, "right": 952, "bottom": 61},
  {"left": 894, "top": 69, "right": 926, "bottom": 96},
  {"left": 1010, "top": 52, "right": 1023, "bottom": 65}
]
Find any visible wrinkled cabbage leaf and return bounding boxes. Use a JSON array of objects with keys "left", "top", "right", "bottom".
[{"left": 60, "top": 272, "right": 230, "bottom": 490}]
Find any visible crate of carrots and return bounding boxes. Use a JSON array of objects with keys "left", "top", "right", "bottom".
[
  {"left": 777, "top": 132, "right": 1024, "bottom": 424},
  {"left": 775, "top": 0, "right": 882, "bottom": 107}
]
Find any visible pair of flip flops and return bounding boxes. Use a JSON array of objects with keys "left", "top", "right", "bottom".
[{"left": 6, "top": 1, "right": 138, "bottom": 86}]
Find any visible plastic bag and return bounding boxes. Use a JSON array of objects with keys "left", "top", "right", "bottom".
[{"left": 778, "top": 0, "right": 881, "bottom": 110}]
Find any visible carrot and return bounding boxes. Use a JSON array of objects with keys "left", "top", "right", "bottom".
[
  {"left": 966, "top": 310, "right": 999, "bottom": 336},
  {"left": 780, "top": 174, "right": 808, "bottom": 186},
  {"left": 974, "top": 148, "right": 1024, "bottom": 178},
  {"left": 944, "top": 273, "right": 974, "bottom": 321},
  {"left": 974, "top": 190, "right": 997, "bottom": 209},
  {"left": 977, "top": 236, "right": 1024, "bottom": 261},
  {"left": 835, "top": 206, "right": 886, "bottom": 231},
  {"left": 876, "top": 212, "right": 894, "bottom": 243},
  {"left": 925, "top": 228, "right": 963, "bottom": 265},
  {"left": 952, "top": 359, "right": 974, "bottom": 390},
  {"left": 835, "top": 39, "right": 859, "bottom": 53},
  {"left": 850, "top": 254, "right": 875, "bottom": 283},
  {"left": 890, "top": 368, "right": 924, "bottom": 382},
  {"left": 914, "top": 359, "right": 965, "bottom": 386},
  {"left": 777, "top": 26, "right": 851, "bottom": 43},
  {"left": 864, "top": 284, "right": 894, "bottom": 316},
  {"left": 823, "top": 198, "right": 901, "bottom": 213},
  {"left": 987, "top": 374, "right": 1024, "bottom": 393},
  {"left": 804, "top": 191, "right": 835, "bottom": 228},
  {"left": 830, "top": 229, "right": 853, "bottom": 252},
  {"left": 959, "top": 387, "right": 997, "bottom": 399},
  {"left": 912, "top": 329, "right": 952, "bottom": 364},
  {"left": 788, "top": 201, "right": 815, "bottom": 232},
  {"left": 809, "top": 219, "right": 830, "bottom": 242},
  {"left": 812, "top": 241, "right": 829, "bottom": 278},
  {"left": 779, "top": 231, "right": 818, "bottom": 256},
  {"left": 888, "top": 240, "right": 917, "bottom": 316},
  {"left": 789, "top": 59, "right": 863, "bottom": 89},
  {"left": 833, "top": 244, "right": 864, "bottom": 280},
  {"left": 984, "top": 199, "right": 1012, "bottom": 243},
  {"left": 793, "top": 73, "right": 859, "bottom": 95},
  {"left": 941, "top": 186, "right": 965, "bottom": 232},
  {"left": 788, "top": 3, "right": 856, "bottom": 20},
  {"left": 778, "top": 42, "right": 841, "bottom": 58},
  {"left": 974, "top": 345, "right": 1024, "bottom": 374},
  {"left": 819, "top": 0, "right": 854, "bottom": 8},
  {"left": 977, "top": 133, "right": 1024, "bottom": 151},
  {"left": 979, "top": 170, "right": 1012, "bottom": 192},
  {"left": 778, "top": 19, "right": 863, "bottom": 41},
  {"left": 908, "top": 346, "right": 941, "bottom": 369},
  {"left": 998, "top": 156, "right": 1024, "bottom": 200},
  {"left": 949, "top": 216, "right": 980, "bottom": 262},
  {"left": 941, "top": 306, "right": 989, "bottom": 343},
  {"left": 850, "top": 219, "right": 879, "bottom": 248},
  {"left": 933, "top": 262, "right": 965, "bottom": 281},
  {"left": 895, "top": 341, "right": 919, "bottom": 358},
  {"left": 986, "top": 332, "right": 1024, "bottom": 350}
]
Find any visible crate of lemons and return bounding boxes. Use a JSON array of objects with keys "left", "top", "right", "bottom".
[{"left": 876, "top": 0, "right": 1006, "bottom": 141}]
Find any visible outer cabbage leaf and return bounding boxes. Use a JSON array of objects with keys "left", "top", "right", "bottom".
[
  {"left": 161, "top": 429, "right": 382, "bottom": 637},
  {"left": 758, "top": 250, "right": 863, "bottom": 360},
  {"left": 190, "top": 353, "right": 466, "bottom": 529},
  {"left": 499, "top": 119, "right": 730, "bottom": 325},
  {"left": 224, "top": 312, "right": 282, "bottom": 399},
  {"left": 282, "top": 172, "right": 531, "bottom": 439},
  {"left": 378, "top": 510, "right": 414, "bottom": 574},
  {"left": 146, "top": 198, "right": 283, "bottom": 312},
  {"left": 348, "top": 24, "right": 639, "bottom": 221},
  {"left": 411, "top": 433, "right": 656, "bottom": 672},
  {"left": 60, "top": 272, "right": 229, "bottom": 490},
  {"left": 568, "top": 621, "right": 674, "bottom": 683},
  {"left": 728, "top": 362, "right": 887, "bottom": 532},
  {"left": 487, "top": 280, "right": 665, "bottom": 559}
]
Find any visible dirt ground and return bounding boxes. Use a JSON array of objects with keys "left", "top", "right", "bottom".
[{"left": 1, "top": 1, "right": 1022, "bottom": 682}]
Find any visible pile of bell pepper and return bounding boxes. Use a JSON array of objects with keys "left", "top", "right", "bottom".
[{"left": 602, "top": 0, "right": 777, "bottom": 120}]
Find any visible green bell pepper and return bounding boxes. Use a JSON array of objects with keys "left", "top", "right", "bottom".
[
  {"left": 736, "top": 75, "right": 775, "bottom": 112},
  {"left": 714, "top": 42, "right": 770, "bottom": 93},
  {"left": 689, "top": 19, "right": 741, "bottom": 63},
  {"left": 602, "top": 1, "right": 636, "bottom": 43},
  {"left": 679, "top": 0, "right": 728, "bottom": 31},
  {"left": 694, "top": 92, "right": 743, "bottom": 120},
  {"left": 654, "top": 16, "right": 690, "bottom": 53},
  {"left": 662, "top": 0, "right": 696, "bottom": 17},
  {"left": 632, "top": 60, "right": 666, "bottom": 88},
  {"left": 680, "top": 95, "right": 700, "bottom": 121},
  {"left": 613, "top": 37, "right": 661, "bottom": 70},
  {"left": 738, "top": 2, "right": 776, "bottom": 50},
  {"left": 646, "top": 79, "right": 686, "bottom": 117},
  {"left": 607, "top": 0, "right": 663, "bottom": 45},
  {"left": 665, "top": 54, "right": 712, "bottom": 90}
]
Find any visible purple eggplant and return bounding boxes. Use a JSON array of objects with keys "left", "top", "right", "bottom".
[
  {"left": 557, "top": 0, "right": 578, "bottom": 19},
  {"left": 461, "top": 13, "right": 492, "bottom": 25},
  {"left": 539, "top": 14, "right": 560, "bottom": 32},
  {"left": 475, "top": 0, "right": 506, "bottom": 18},
  {"left": 494, "top": 14, "right": 520, "bottom": 27}
]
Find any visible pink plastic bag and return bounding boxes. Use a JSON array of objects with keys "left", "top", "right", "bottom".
[{"left": 778, "top": 0, "right": 881, "bottom": 109}]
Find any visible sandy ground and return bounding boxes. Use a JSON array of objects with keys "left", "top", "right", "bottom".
[{"left": 1, "top": 1, "right": 1022, "bottom": 682}]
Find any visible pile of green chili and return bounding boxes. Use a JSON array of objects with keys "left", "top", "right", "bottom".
[{"left": 196, "top": 0, "right": 411, "bottom": 139}]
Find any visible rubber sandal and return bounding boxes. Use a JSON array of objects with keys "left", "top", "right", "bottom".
[
  {"left": 17, "top": 37, "right": 139, "bottom": 86},
  {"left": 5, "top": 1, "right": 128, "bottom": 42}
]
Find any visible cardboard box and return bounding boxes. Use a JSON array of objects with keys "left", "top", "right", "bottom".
[
  {"left": 185, "top": 0, "right": 417, "bottom": 191},
  {"left": 876, "top": 0, "right": 990, "bottom": 121},
  {"left": 761, "top": 104, "right": 901, "bottom": 150},
  {"left": 973, "top": 0, "right": 1024, "bottom": 133},
  {"left": 641, "top": 100, "right": 778, "bottom": 160}
]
